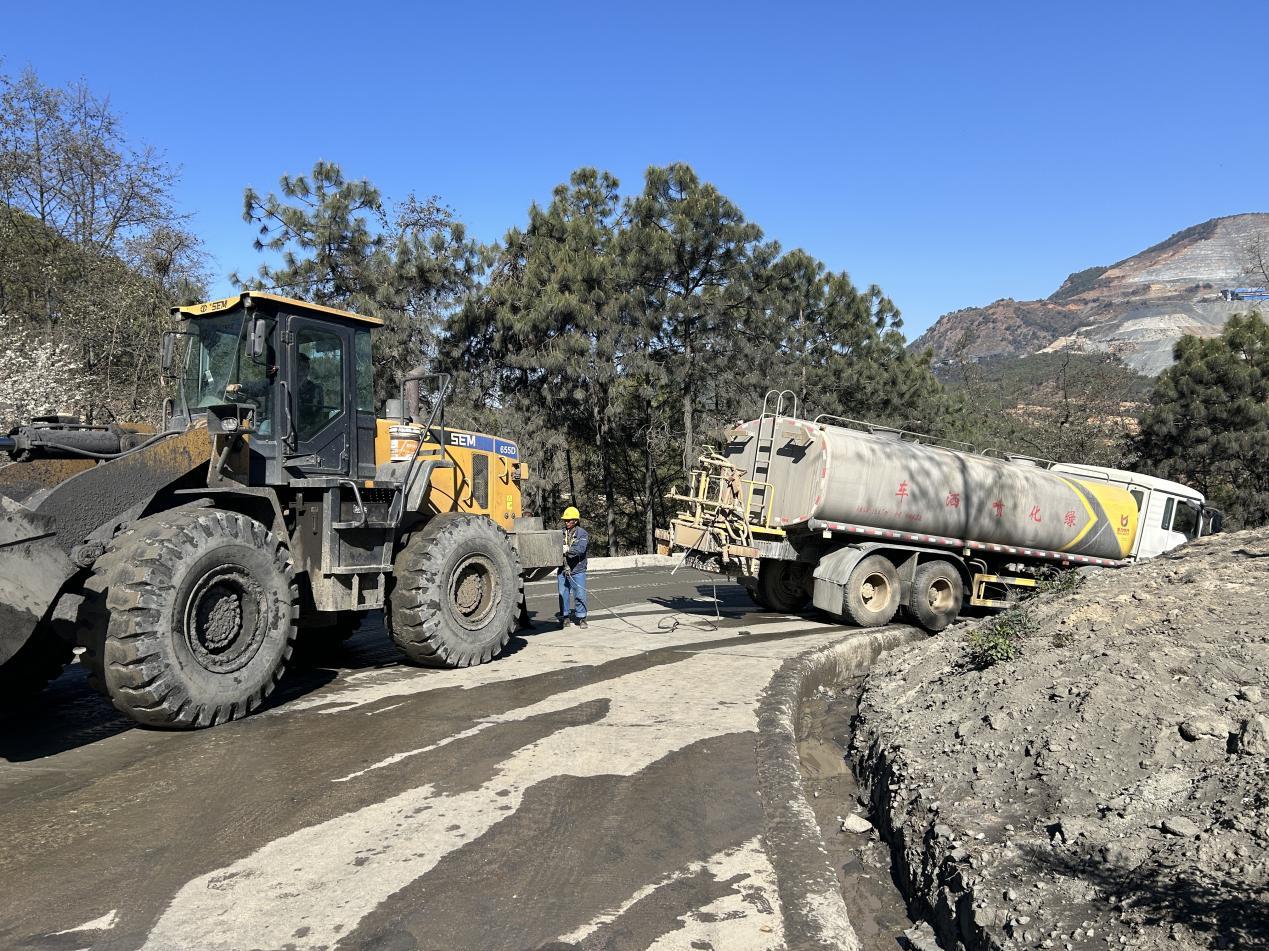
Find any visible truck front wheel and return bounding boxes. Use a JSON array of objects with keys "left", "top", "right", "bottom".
[
  {"left": 907, "top": 560, "right": 963, "bottom": 632},
  {"left": 843, "top": 554, "right": 900, "bottom": 627},
  {"left": 389, "top": 514, "right": 521, "bottom": 668},
  {"left": 757, "top": 560, "right": 812, "bottom": 613},
  {"left": 102, "top": 508, "right": 298, "bottom": 728}
]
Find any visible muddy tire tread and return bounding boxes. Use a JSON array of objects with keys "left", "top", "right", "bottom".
[
  {"left": 389, "top": 514, "right": 522, "bottom": 669},
  {"left": 102, "top": 506, "right": 298, "bottom": 728}
]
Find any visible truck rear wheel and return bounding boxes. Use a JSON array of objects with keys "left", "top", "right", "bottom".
[
  {"left": 908, "top": 560, "right": 963, "bottom": 632},
  {"left": 0, "top": 625, "right": 73, "bottom": 701},
  {"left": 102, "top": 508, "right": 298, "bottom": 728},
  {"left": 389, "top": 514, "right": 521, "bottom": 668},
  {"left": 757, "top": 560, "right": 812, "bottom": 613},
  {"left": 843, "top": 554, "right": 900, "bottom": 627}
]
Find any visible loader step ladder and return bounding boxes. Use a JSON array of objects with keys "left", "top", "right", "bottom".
[{"left": 748, "top": 389, "right": 797, "bottom": 526}]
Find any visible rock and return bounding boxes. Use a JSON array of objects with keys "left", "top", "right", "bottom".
[
  {"left": 1162, "top": 816, "right": 1200, "bottom": 837},
  {"left": 1234, "top": 714, "right": 1269, "bottom": 755},
  {"left": 840, "top": 813, "right": 873, "bottom": 834},
  {"left": 1239, "top": 685, "right": 1264, "bottom": 703},
  {"left": 1179, "top": 713, "right": 1234, "bottom": 741},
  {"left": 901, "top": 921, "right": 941, "bottom": 951}
]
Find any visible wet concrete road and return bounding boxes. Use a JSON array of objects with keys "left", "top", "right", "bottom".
[{"left": 0, "top": 567, "right": 865, "bottom": 951}]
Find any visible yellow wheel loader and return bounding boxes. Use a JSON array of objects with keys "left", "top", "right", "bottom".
[{"left": 0, "top": 292, "right": 561, "bottom": 728}]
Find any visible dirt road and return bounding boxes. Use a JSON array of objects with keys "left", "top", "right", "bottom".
[{"left": 0, "top": 567, "right": 876, "bottom": 951}]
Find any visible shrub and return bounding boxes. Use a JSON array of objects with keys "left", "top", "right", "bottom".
[
  {"left": 1033, "top": 568, "right": 1086, "bottom": 599},
  {"left": 965, "top": 605, "right": 1038, "bottom": 669}
]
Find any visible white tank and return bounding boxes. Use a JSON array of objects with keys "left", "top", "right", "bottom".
[{"left": 722, "top": 418, "right": 1139, "bottom": 563}]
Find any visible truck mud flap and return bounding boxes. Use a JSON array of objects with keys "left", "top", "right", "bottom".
[{"left": 0, "top": 495, "right": 77, "bottom": 665}]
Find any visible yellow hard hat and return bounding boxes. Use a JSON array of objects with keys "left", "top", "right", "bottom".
[{"left": 562, "top": 506, "right": 581, "bottom": 520}]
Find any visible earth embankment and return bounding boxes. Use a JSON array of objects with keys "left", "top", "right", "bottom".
[{"left": 851, "top": 530, "right": 1269, "bottom": 950}]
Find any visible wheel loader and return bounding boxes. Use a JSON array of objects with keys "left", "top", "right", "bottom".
[{"left": 0, "top": 292, "right": 562, "bottom": 728}]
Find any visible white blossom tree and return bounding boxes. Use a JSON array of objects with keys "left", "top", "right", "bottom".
[{"left": 0, "top": 315, "right": 92, "bottom": 428}]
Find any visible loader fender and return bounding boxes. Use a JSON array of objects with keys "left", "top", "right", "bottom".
[{"left": 0, "top": 495, "right": 77, "bottom": 665}]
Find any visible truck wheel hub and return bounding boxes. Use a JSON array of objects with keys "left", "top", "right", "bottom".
[
  {"left": 861, "top": 572, "right": 891, "bottom": 607},
  {"left": 926, "top": 578, "right": 954, "bottom": 612},
  {"left": 184, "top": 566, "right": 265, "bottom": 673}
]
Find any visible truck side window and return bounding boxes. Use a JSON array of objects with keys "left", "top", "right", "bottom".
[
  {"left": 1173, "top": 502, "right": 1198, "bottom": 540},
  {"left": 1160, "top": 496, "right": 1175, "bottom": 530},
  {"left": 355, "top": 330, "right": 374, "bottom": 414},
  {"left": 1129, "top": 489, "right": 1144, "bottom": 511}
]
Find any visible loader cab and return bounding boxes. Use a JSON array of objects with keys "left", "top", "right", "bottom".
[{"left": 169, "top": 292, "right": 381, "bottom": 485}]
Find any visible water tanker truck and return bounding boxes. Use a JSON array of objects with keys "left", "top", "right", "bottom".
[
  {"left": 659, "top": 392, "right": 1222, "bottom": 631},
  {"left": 0, "top": 292, "right": 562, "bottom": 727}
]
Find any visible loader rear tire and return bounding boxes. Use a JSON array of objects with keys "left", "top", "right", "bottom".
[
  {"left": 0, "top": 626, "right": 73, "bottom": 701},
  {"left": 389, "top": 514, "right": 521, "bottom": 668},
  {"left": 757, "top": 560, "right": 812, "bottom": 614},
  {"left": 843, "top": 554, "right": 900, "bottom": 627},
  {"left": 102, "top": 508, "right": 298, "bottom": 729},
  {"left": 907, "top": 560, "right": 963, "bottom": 632}
]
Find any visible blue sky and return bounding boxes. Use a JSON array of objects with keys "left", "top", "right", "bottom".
[{"left": 4, "top": 0, "right": 1264, "bottom": 338}]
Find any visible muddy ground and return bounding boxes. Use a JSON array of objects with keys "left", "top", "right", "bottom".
[{"left": 849, "top": 529, "right": 1269, "bottom": 951}]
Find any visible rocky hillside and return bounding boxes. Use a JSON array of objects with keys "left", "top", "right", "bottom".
[
  {"left": 851, "top": 530, "right": 1269, "bottom": 951},
  {"left": 913, "top": 214, "right": 1269, "bottom": 375}
]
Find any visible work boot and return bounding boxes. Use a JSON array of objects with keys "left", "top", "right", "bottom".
[
  {"left": 560, "top": 617, "right": 572, "bottom": 629},
  {"left": 577, "top": 618, "right": 589, "bottom": 629}
]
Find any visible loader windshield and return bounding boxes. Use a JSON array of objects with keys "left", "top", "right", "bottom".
[{"left": 179, "top": 312, "right": 275, "bottom": 431}]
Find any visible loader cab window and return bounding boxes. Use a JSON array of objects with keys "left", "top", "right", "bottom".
[
  {"left": 295, "top": 328, "right": 344, "bottom": 441},
  {"left": 182, "top": 312, "right": 275, "bottom": 432},
  {"left": 355, "top": 329, "right": 374, "bottom": 414}
]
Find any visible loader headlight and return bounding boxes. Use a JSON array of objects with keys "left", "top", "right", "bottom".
[{"left": 221, "top": 417, "right": 239, "bottom": 432}]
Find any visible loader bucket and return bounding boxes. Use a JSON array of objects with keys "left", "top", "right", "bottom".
[{"left": 0, "top": 494, "right": 77, "bottom": 666}]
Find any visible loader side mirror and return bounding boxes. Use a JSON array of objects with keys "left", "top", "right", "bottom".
[{"left": 249, "top": 318, "right": 268, "bottom": 359}]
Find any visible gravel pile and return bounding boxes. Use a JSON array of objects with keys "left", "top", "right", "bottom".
[{"left": 850, "top": 529, "right": 1269, "bottom": 951}]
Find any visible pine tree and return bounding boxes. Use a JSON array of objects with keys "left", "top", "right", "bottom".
[
  {"left": 235, "top": 163, "right": 481, "bottom": 403},
  {"left": 622, "top": 164, "right": 775, "bottom": 470},
  {"left": 1136, "top": 312, "right": 1269, "bottom": 527},
  {"left": 444, "top": 168, "right": 646, "bottom": 552}
]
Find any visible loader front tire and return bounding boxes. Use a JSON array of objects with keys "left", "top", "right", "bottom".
[
  {"left": 389, "top": 514, "right": 521, "bottom": 668},
  {"left": 103, "top": 508, "right": 298, "bottom": 729}
]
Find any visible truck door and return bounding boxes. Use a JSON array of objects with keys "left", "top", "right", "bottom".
[{"left": 286, "top": 318, "right": 350, "bottom": 475}]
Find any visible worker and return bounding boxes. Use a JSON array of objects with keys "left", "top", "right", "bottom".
[{"left": 558, "top": 506, "right": 589, "bottom": 628}]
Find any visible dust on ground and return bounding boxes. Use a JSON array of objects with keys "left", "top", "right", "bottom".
[{"left": 851, "top": 529, "right": 1269, "bottom": 951}]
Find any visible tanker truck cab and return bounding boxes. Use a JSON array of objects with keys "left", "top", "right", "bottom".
[{"left": 1048, "top": 464, "right": 1221, "bottom": 560}]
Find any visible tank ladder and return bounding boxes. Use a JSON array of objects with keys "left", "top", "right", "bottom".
[{"left": 749, "top": 390, "right": 798, "bottom": 525}]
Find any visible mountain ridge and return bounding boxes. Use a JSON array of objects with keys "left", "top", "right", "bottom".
[{"left": 912, "top": 213, "right": 1269, "bottom": 375}]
